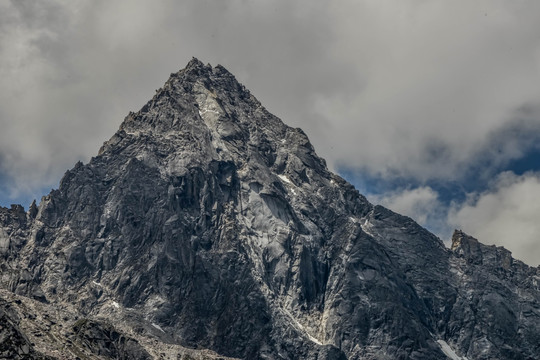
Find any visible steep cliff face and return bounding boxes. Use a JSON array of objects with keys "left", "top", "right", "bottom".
[
  {"left": 1, "top": 59, "right": 539, "bottom": 359},
  {"left": 447, "top": 231, "right": 540, "bottom": 359}
]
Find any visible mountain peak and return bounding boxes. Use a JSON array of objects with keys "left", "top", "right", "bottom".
[
  {"left": 175, "top": 56, "right": 213, "bottom": 78},
  {"left": 170, "top": 58, "right": 236, "bottom": 87},
  {"left": 1, "top": 60, "right": 539, "bottom": 360},
  {"left": 185, "top": 56, "right": 205, "bottom": 69},
  {"left": 99, "top": 58, "right": 329, "bottom": 182}
]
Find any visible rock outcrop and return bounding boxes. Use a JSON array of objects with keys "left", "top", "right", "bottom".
[{"left": 1, "top": 58, "right": 539, "bottom": 359}]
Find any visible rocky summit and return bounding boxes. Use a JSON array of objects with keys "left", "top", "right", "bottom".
[{"left": 1, "top": 58, "right": 539, "bottom": 359}]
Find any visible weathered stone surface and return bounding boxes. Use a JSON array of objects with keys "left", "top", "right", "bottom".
[
  {"left": 447, "top": 230, "right": 540, "bottom": 359},
  {"left": 71, "top": 318, "right": 151, "bottom": 359},
  {"left": 0, "top": 58, "right": 539, "bottom": 359},
  {"left": 0, "top": 298, "right": 53, "bottom": 359}
]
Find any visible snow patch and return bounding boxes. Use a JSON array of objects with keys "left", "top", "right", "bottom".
[
  {"left": 165, "top": 214, "right": 178, "bottom": 225},
  {"left": 360, "top": 219, "right": 376, "bottom": 237},
  {"left": 198, "top": 108, "right": 221, "bottom": 116},
  {"left": 278, "top": 174, "right": 298, "bottom": 195},
  {"left": 437, "top": 340, "right": 469, "bottom": 360},
  {"left": 278, "top": 174, "right": 292, "bottom": 184},
  {"left": 283, "top": 309, "right": 323, "bottom": 345},
  {"left": 152, "top": 323, "right": 165, "bottom": 333},
  {"left": 92, "top": 281, "right": 101, "bottom": 287},
  {"left": 112, "top": 301, "right": 120, "bottom": 309}
]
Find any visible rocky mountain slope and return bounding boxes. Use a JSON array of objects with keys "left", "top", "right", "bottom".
[{"left": 1, "top": 58, "right": 539, "bottom": 359}]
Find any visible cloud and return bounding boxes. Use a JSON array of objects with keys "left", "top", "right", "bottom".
[
  {"left": 369, "top": 174, "right": 540, "bottom": 267},
  {"left": 465, "top": 106, "right": 540, "bottom": 181},
  {"left": 313, "top": 1, "right": 540, "bottom": 181},
  {"left": 369, "top": 186, "right": 454, "bottom": 241},
  {"left": 448, "top": 171, "right": 540, "bottom": 266},
  {"left": 371, "top": 187, "right": 441, "bottom": 225}
]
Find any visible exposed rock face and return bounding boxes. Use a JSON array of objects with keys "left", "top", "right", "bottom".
[
  {"left": 447, "top": 231, "right": 540, "bottom": 359},
  {"left": 71, "top": 319, "right": 151, "bottom": 360},
  {"left": 0, "top": 299, "right": 53, "bottom": 360},
  {"left": 1, "top": 58, "right": 539, "bottom": 359}
]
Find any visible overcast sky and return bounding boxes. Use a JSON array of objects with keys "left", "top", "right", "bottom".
[{"left": 1, "top": 0, "right": 540, "bottom": 266}]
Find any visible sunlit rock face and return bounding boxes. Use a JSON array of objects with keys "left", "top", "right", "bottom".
[{"left": 1, "top": 59, "right": 539, "bottom": 359}]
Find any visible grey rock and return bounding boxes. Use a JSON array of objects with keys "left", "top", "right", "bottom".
[
  {"left": 72, "top": 318, "right": 151, "bottom": 359},
  {"left": 0, "top": 298, "right": 54, "bottom": 359},
  {"left": 1, "top": 58, "right": 539, "bottom": 359}
]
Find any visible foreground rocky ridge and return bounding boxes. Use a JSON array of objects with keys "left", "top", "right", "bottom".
[{"left": 1, "top": 58, "right": 539, "bottom": 359}]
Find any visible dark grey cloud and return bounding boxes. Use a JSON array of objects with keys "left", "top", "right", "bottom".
[{"left": 472, "top": 106, "right": 540, "bottom": 177}]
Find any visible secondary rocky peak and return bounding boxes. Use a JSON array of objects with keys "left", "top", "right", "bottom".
[
  {"left": 451, "top": 229, "right": 484, "bottom": 264},
  {"left": 451, "top": 229, "right": 517, "bottom": 272},
  {"left": 451, "top": 229, "right": 477, "bottom": 250}
]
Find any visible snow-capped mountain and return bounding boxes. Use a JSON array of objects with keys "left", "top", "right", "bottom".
[{"left": 1, "top": 59, "right": 539, "bottom": 359}]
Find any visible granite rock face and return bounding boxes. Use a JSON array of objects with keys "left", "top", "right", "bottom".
[
  {"left": 1, "top": 58, "right": 539, "bottom": 359},
  {"left": 0, "top": 299, "right": 53, "bottom": 360}
]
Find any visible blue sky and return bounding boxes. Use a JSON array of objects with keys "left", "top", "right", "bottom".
[
  {"left": 0, "top": 185, "right": 50, "bottom": 209},
  {"left": 340, "top": 143, "right": 540, "bottom": 236},
  {"left": 1, "top": 1, "right": 539, "bottom": 266}
]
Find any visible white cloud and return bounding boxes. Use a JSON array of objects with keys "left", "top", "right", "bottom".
[
  {"left": 370, "top": 186, "right": 453, "bottom": 240},
  {"left": 448, "top": 172, "right": 540, "bottom": 266},
  {"left": 371, "top": 187, "right": 442, "bottom": 226}
]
